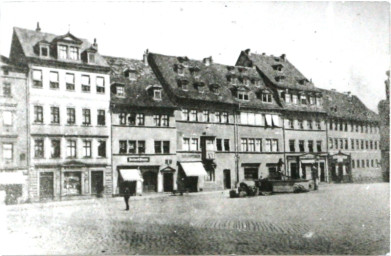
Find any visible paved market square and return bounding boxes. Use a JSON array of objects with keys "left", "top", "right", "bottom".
[{"left": 2, "top": 183, "right": 389, "bottom": 255}]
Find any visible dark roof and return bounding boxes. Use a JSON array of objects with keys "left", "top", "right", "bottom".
[
  {"left": 242, "top": 51, "right": 320, "bottom": 92},
  {"left": 103, "top": 55, "right": 176, "bottom": 109},
  {"left": 148, "top": 52, "right": 282, "bottom": 110},
  {"left": 0, "top": 55, "right": 26, "bottom": 72},
  {"left": 13, "top": 27, "right": 108, "bottom": 67},
  {"left": 321, "top": 89, "right": 379, "bottom": 122}
]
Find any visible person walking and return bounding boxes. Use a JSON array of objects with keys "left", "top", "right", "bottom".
[
  {"left": 123, "top": 186, "right": 131, "bottom": 211},
  {"left": 311, "top": 166, "right": 319, "bottom": 190}
]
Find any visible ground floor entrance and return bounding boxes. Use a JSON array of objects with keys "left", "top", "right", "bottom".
[
  {"left": 91, "top": 171, "right": 104, "bottom": 195},
  {"left": 39, "top": 172, "right": 54, "bottom": 200},
  {"left": 329, "top": 152, "right": 352, "bottom": 183},
  {"left": 223, "top": 169, "right": 231, "bottom": 189},
  {"left": 163, "top": 173, "right": 174, "bottom": 192}
]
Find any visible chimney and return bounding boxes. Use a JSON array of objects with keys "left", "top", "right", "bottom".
[
  {"left": 143, "top": 49, "right": 149, "bottom": 66},
  {"left": 203, "top": 56, "right": 213, "bottom": 66},
  {"left": 280, "top": 54, "right": 286, "bottom": 61},
  {"left": 36, "top": 22, "right": 41, "bottom": 32},
  {"left": 93, "top": 38, "right": 98, "bottom": 50}
]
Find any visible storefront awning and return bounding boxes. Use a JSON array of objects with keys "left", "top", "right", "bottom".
[
  {"left": 180, "top": 162, "right": 207, "bottom": 177},
  {"left": 0, "top": 171, "right": 25, "bottom": 185},
  {"left": 119, "top": 169, "right": 143, "bottom": 182}
]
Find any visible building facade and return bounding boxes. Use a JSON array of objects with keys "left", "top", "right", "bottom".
[
  {"left": 9, "top": 25, "right": 112, "bottom": 202},
  {"left": 0, "top": 56, "right": 29, "bottom": 203}
]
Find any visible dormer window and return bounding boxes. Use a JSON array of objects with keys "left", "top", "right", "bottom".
[
  {"left": 177, "top": 79, "right": 189, "bottom": 91},
  {"left": 59, "top": 45, "right": 68, "bottom": 59},
  {"left": 116, "top": 85, "right": 125, "bottom": 97},
  {"left": 124, "top": 69, "right": 137, "bottom": 81},
  {"left": 275, "top": 76, "right": 285, "bottom": 82},
  {"left": 298, "top": 78, "right": 309, "bottom": 85},
  {"left": 300, "top": 95, "right": 308, "bottom": 105},
  {"left": 174, "top": 64, "right": 185, "bottom": 76},
  {"left": 40, "top": 46, "right": 49, "bottom": 57},
  {"left": 243, "top": 77, "right": 250, "bottom": 86},
  {"left": 309, "top": 96, "right": 315, "bottom": 105},
  {"left": 70, "top": 46, "right": 79, "bottom": 60},
  {"left": 209, "top": 84, "right": 220, "bottom": 95},
  {"left": 190, "top": 66, "right": 200, "bottom": 78},
  {"left": 237, "top": 91, "right": 249, "bottom": 101},
  {"left": 88, "top": 52, "right": 95, "bottom": 63},
  {"left": 253, "top": 79, "right": 261, "bottom": 87},
  {"left": 153, "top": 89, "right": 162, "bottom": 100},
  {"left": 231, "top": 77, "right": 238, "bottom": 85}
]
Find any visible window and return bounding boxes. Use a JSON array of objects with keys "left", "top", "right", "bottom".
[
  {"left": 59, "top": 45, "right": 68, "bottom": 59},
  {"left": 329, "top": 120, "right": 333, "bottom": 130},
  {"left": 66, "top": 73, "right": 75, "bottom": 90},
  {"left": 308, "top": 140, "right": 314, "bottom": 152},
  {"left": 292, "top": 94, "right": 298, "bottom": 104},
  {"left": 285, "top": 93, "right": 291, "bottom": 103},
  {"left": 231, "top": 77, "right": 238, "bottom": 85},
  {"left": 96, "top": 77, "right": 105, "bottom": 93},
  {"left": 3, "top": 111, "right": 12, "bottom": 126},
  {"left": 67, "top": 108, "right": 75, "bottom": 125},
  {"left": 351, "top": 123, "right": 354, "bottom": 132},
  {"left": 3, "top": 143, "right": 13, "bottom": 161},
  {"left": 355, "top": 123, "right": 359, "bottom": 132},
  {"left": 154, "top": 141, "right": 170, "bottom": 154},
  {"left": 117, "top": 85, "right": 125, "bottom": 96},
  {"left": 329, "top": 138, "right": 333, "bottom": 149},
  {"left": 271, "top": 139, "right": 278, "bottom": 152},
  {"left": 40, "top": 46, "right": 49, "bottom": 57},
  {"left": 371, "top": 159, "right": 374, "bottom": 167},
  {"left": 67, "top": 140, "right": 77, "bottom": 158},
  {"left": 49, "top": 71, "right": 59, "bottom": 89},
  {"left": 357, "top": 160, "right": 360, "bottom": 168},
  {"left": 81, "top": 75, "right": 90, "bottom": 92},
  {"left": 189, "top": 110, "right": 197, "bottom": 122},
  {"left": 51, "top": 107, "right": 60, "bottom": 124},
  {"left": 221, "top": 112, "right": 228, "bottom": 123},
  {"left": 3, "top": 82, "right": 11, "bottom": 96},
  {"left": 298, "top": 120, "right": 303, "bottom": 129},
  {"left": 82, "top": 109, "right": 91, "bottom": 125},
  {"left": 361, "top": 140, "right": 364, "bottom": 150},
  {"left": 265, "top": 139, "right": 271, "bottom": 152},
  {"left": 215, "top": 112, "right": 221, "bottom": 123},
  {"left": 316, "top": 121, "right": 321, "bottom": 130},
  {"left": 34, "top": 139, "right": 44, "bottom": 158},
  {"left": 137, "top": 141, "right": 145, "bottom": 154},
  {"left": 365, "top": 140, "right": 369, "bottom": 150},
  {"left": 248, "top": 139, "right": 255, "bottom": 152},
  {"left": 344, "top": 122, "right": 348, "bottom": 131},
  {"left": 69, "top": 46, "right": 79, "bottom": 60},
  {"left": 128, "top": 113, "right": 136, "bottom": 125},
  {"left": 119, "top": 141, "right": 127, "bottom": 154},
  {"left": 153, "top": 114, "right": 161, "bottom": 126},
  {"left": 299, "top": 140, "right": 305, "bottom": 152},
  {"left": 339, "top": 122, "right": 343, "bottom": 131},
  {"left": 335, "top": 138, "right": 338, "bottom": 149},
  {"left": 182, "top": 109, "right": 189, "bottom": 121},
  {"left": 289, "top": 140, "right": 295, "bottom": 152},
  {"left": 300, "top": 95, "right": 307, "bottom": 105},
  {"left": 366, "top": 160, "right": 369, "bottom": 167},
  {"left": 98, "top": 140, "right": 106, "bottom": 157},
  {"left": 375, "top": 141, "right": 378, "bottom": 150},
  {"left": 216, "top": 139, "right": 222, "bottom": 151},
  {"left": 153, "top": 89, "right": 162, "bottom": 100},
  {"left": 339, "top": 139, "right": 343, "bottom": 149},
  {"left": 83, "top": 140, "right": 92, "bottom": 158},
  {"left": 98, "top": 110, "right": 106, "bottom": 126},
  {"left": 261, "top": 93, "right": 272, "bottom": 103},
  {"left": 183, "top": 138, "right": 190, "bottom": 151},
  {"left": 128, "top": 141, "right": 136, "bottom": 153},
  {"left": 190, "top": 138, "right": 198, "bottom": 151},
  {"left": 352, "top": 160, "right": 355, "bottom": 169},
  {"left": 315, "top": 141, "right": 322, "bottom": 152},
  {"left": 362, "top": 160, "right": 365, "bottom": 168},
  {"left": 237, "top": 91, "right": 249, "bottom": 101},
  {"left": 244, "top": 168, "right": 258, "bottom": 180},
  {"left": 119, "top": 113, "right": 126, "bottom": 125},
  {"left": 34, "top": 106, "right": 43, "bottom": 123},
  {"left": 155, "top": 141, "right": 162, "bottom": 154},
  {"left": 288, "top": 119, "right": 294, "bottom": 129},
  {"left": 309, "top": 96, "right": 315, "bottom": 105},
  {"left": 161, "top": 115, "right": 169, "bottom": 127},
  {"left": 64, "top": 172, "right": 81, "bottom": 195},
  {"left": 88, "top": 53, "right": 95, "bottom": 64},
  {"left": 307, "top": 120, "right": 313, "bottom": 130},
  {"left": 33, "top": 70, "right": 42, "bottom": 87},
  {"left": 241, "top": 138, "right": 248, "bottom": 152},
  {"left": 136, "top": 113, "right": 144, "bottom": 126},
  {"left": 163, "top": 141, "right": 170, "bottom": 154},
  {"left": 202, "top": 111, "right": 209, "bottom": 122},
  {"left": 356, "top": 139, "right": 360, "bottom": 150},
  {"left": 345, "top": 139, "right": 348, "bottom": 150},
  {"left": 224, "top": 139, "right": 230, "bottom": 152},
  {"left": 351, "top": 139, "right": 355, "bottom": 150},
  {"left": 255, "top": 139, "right": 261, "bottom": 152}
]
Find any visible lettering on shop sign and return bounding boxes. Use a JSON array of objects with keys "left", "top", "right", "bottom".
[
  {"left": 127, "top": 157, "right": 150, "bottom": 162},
  {"left": 182, "top": 153, "right": 201, "bottom": 159}
]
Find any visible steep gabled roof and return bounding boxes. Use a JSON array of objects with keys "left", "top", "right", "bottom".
[
  {"left": 148, "top": 52, "right": 282, "bottom": 110},
  {"left": 238, "top": 50, "right": 320, "bottom": 92},
  {"left": 104, "top": 55, "right": 176, "bottom": 109},
  {"left": 321, "top": 89, "right": 379, "bottom": 122},
  {"left": 12, "top": 27, "right": 108, "bottom": 67}
]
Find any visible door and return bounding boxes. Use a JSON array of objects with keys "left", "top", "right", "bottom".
[
  {"left": 163, "top": 173, "right": 173, "bottom": 192},
  {"left": 91, "top": 171, "right": 104, "bottom": 195},
  {"left": 40, "top": 172, "right": 54, "bottom": 200},
  {"left": 320, "top": 163, "right": 325, "bottom": 182},
  {"left": 223, "top": 169, "right": 231, "bottom": 189},
  {"left": 186, "top": 177, "right": 198, "bottom": 192},
  {"left": 338, "top": 163, "right": 343, "bottom": 182},
  {"left": 290, "top": 163, "right": 299, "bottom": 179},
  {"left": 143, "top": 171, "right": 158, "bottom": 192}
]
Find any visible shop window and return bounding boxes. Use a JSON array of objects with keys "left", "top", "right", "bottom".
[
  {"left": 268, "top": 166, "right": 280, "bottom": 179},
  {"left": 51, "top": 139, "right": 61, "bottom": 158},
  {"left": 64, "top": 172, "right": 81, "bottom": 195},
  {"left": 244, "top": 168, "right": 258, "bottom": 180}
]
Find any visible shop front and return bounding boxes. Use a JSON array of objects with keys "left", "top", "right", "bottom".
[
  {"left": 178, "top": 161, "right": 208, "bottom": 192},
  {"left": 328, "top": 151, "right": 352, "bottom": 183},
  {"left": 286, "top": 153, "right": 328, "bottom": 182}
]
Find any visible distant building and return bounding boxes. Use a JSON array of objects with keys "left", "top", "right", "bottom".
[
  {"left": 378, "top": 71, "right": 390, "bottom": 181},
  {"left": 0, "top": 56, "right": 28, "bottom": 203},
  {"left": 8, "top": 24, "right": 112, "bottom": 202}
]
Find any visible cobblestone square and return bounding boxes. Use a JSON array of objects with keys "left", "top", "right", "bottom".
[{"left": 2, "top": 183, "right": 389, "bottom": 255}]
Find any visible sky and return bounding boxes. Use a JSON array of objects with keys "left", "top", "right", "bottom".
[{"left": 0, "top": 1, "right": 389, "bottom": 112}]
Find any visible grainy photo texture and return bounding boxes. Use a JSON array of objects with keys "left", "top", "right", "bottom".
[{"left": 0, "top": 1, "right": 390, "bottom": 255}]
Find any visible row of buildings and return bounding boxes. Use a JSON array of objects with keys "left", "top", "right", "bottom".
[{"left": 0, "top": 25, "right": 384, "bottom": 203}]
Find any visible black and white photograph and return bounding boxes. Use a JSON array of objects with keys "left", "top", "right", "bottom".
[{"left": 0, "top": 1, "right": 389, "bottom": 255}]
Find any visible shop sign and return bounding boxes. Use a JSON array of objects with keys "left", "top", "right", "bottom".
[
  {"left": 181, "top": 153, "right": 201, "bottom": 159},
  {"left": 127, "top": 157, "right": 150, "bottom": 162},
  {"left": 299, "top": 154, "right": 316, "bottom": 160}
]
